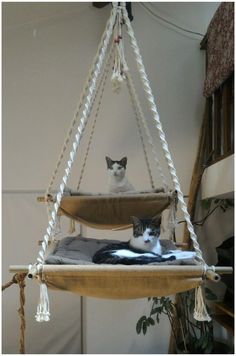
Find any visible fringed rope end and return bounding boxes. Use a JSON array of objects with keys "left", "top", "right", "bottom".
[
  {"left": 35, "top": 282, "right": 50, "bottom": 322},
  {"left": 193, "top": 285, "right": 211, "bottom": 322}
]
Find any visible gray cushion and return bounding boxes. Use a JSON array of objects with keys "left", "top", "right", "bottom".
[
  {"left": 45, "top": 235, "right": 179, "bottom": 265},
  {"left": 45, "top": 236, "right": 118, "bottom": 265}
]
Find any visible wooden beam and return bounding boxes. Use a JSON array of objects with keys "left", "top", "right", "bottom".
[
  {"left": 213, "top": 88, "right": 222, "bottom": 160},
  {"left": 205, "top": 96, "right": 213, "bottom": 165},
  {"left": 222, "top": 77, "right": 232, "bottom": 154},
  {"left": 183, "top": 99, "right": 210, "bottom": 245}
]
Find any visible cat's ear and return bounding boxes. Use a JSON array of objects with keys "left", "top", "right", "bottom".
[
  {"left": 130, "top": 216, "right": 141, "bottom": 227},
  {"left": 120, "top": 157, "right": 127, "bottom": 168},
  {"left": 151, "top": 215, "right": 162, "bottom": 226},
  {"left": 106, "top": 156, "right": 113, "bottom": 168}
]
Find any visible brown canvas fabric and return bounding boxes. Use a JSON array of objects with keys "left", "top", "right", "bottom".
[
  {"left": 41, "top": 264, "right": 203, "bottom": 298},
  {"left": 59, "top": 191, "right": 176, "bottom": 230}
]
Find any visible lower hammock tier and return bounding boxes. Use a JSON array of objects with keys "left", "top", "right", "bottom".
[{"left": 9, "top": 265, "right": 232, "bottom": 299}]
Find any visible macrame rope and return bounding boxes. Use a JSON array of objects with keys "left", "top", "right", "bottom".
[
  {"left": 122, "top": 5, "right": 205, "bottom": 264},
  {"left": 34, "top": 6, "right": 117, "bottom": 268},
  {"left": 121, "top": 2, "right": 211, "bottom": 322},
  {"left": 194, "top": 285, "right": 211, "bottom": 322},
  {"left": 111, "top": 6, "right": 128, "bottom": 92},
  {"left": 17, "top": 274, "right": 26, "bottom": 354},
  {"left": 125, "top": 71, "right": 169, "bottom": 191},
  {"left": 126, "top": 74, "right": 155, "bottom": 189},
  {"left": 2, "top": 273, "right": 27, "bottom": 354},
  {"left": 76, "top": 44, "right": 114, "bottom": 191},
  {"left": 45, "top": 7, "right": 119, "bottom": 224},
  {"left": 29, "top": 7, "right": 117, "bottom": 323},
  {"left": 2, "top": 274, "right": 19, "bottom": 291}
]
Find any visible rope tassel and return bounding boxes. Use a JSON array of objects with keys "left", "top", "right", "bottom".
[
  {"left": 35, "top": 282, "right": 50, "bottom": 322},
  {"left": 193, "top": 285, "right": 211, "bottom": 322}
]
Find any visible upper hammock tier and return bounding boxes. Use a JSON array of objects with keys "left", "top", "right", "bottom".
[{"left": 59, "top": 189, "right": 176, "bottom": 230}]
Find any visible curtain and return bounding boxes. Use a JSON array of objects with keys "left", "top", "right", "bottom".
[{"left": 204, "top": 2, "right": 234, "bottom": 97}]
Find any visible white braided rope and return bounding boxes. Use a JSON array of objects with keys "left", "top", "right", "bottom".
[
  {"left": 46, "top": 9, "right": 118, "bottom": 199},
  {"left": 76, "top": 44, "right": 114, "bottom": 191},
  {"left": 126, "top": 75, "right": 155, "bottom": 189},
  {"left": 35, "top": 7, "right": 117, "bottom": 266},
  {"left": 126, "top": 71, "right": 169, "bottom": 191},
  {"left": 122, "top": 6, "right": 205, "bottom": 264},
  {"left": 111, "top": 6, "right": 128, "bottom": 92}
]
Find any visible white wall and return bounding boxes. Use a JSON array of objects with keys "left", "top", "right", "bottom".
[{"left": 3, "top": 2, "right": 219, "bottom": 354}]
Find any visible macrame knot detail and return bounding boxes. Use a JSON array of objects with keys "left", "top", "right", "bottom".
[{"left": 193, "top": 285, "right": 211, "bottom": 322}]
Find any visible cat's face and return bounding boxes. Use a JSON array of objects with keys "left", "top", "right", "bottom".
[
  {"left": 106, "top": 156, "right": 127, "bottom": 179},
  {"left": 130, "top": 216, "right": 162, "bottom": 252}
]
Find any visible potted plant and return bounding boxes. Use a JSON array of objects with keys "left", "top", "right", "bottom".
[{"left": 136, "top": 288, "right": 217, "bottom": 353}]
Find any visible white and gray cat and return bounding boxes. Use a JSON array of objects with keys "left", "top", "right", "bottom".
[
  {"left": 92, "top": 216, "right": 196, "bottom": 264},
  {"left": 106, "top": 156, "right": 135, "bottom": 193},
  {"left": 64, "top": 156, "right": 161, "bottom": 196},
  {"left": 105, "top": 156, "right": 163, "bottom": 195}
]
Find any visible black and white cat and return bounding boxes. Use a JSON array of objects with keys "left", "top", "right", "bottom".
[
  {"left": 106, "top": 156, "right": 135, "bottom": 193},
  {"left": 93, "top": 216, "right": 196, "bottom": 265}
]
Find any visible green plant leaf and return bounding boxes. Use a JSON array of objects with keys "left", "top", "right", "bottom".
[
  {"left": 202, "top": 199, "right": 212, "bottom": 210},
  {"left": 136, "top": 316, "right": 147, "bottom": 334},
  {"left": 148, "top": 317, "right": 155, "bottom": 326},
  {"left": 150, "top": 308, "right": 158, "bottom": 316},
  {"left": 204, "top": 341, "right": 213, "bottom": 354},
  {"left": 142, "top": 321, "right": 147, "bottom": 335},
  {"left": 201, "top": 334, "right": 209, "bottom": 349},
  {"left": 136, "top": 320, "right": 142, "bottom": 334},
  {"left": 136, "top": 315, "right": 147, "bottom": 334}
]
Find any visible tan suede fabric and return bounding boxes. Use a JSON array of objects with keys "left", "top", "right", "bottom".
[
  {"left": 42, "top": 265, "right": 203, "bottom": 299},
  {"left": 59, "top": 191, "right": 176, "bottom": 230}
]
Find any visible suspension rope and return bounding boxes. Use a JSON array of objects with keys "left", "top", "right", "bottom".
[
  {"left": 36, "top": 6, "right": 117, "bottom": 265},
  {"left": 76, "top": 44, "right": 114, "bottom": 191},
  {"left": 126, "top": 75, "right": 155, "bottom": 189},
  {"left": 2, "top": 273, "right": 27, "bottom": 354},
  {"left": 126, "top": 71, "right": 169, "bottom": 191},
  {"left": 122, "top": 4, "right": 205, "bottom": 264},
  {"left": 45, "top": 6, "right": 119, "bottom": 217}
]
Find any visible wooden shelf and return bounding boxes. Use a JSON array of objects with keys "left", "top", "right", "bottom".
[{"left": 212, "top": 302, "right": 234, "bottom": 335}]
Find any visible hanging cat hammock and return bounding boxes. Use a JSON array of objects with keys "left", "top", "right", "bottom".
[
  {"left": 9, "top": 2, "right": 232, "bottom": 324},
  {"left": 58, "top": 190, "right": 175, "bottom": 230}
]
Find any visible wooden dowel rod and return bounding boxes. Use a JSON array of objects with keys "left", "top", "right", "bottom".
[
  {"left": 9, "top": 265, "right": 233, "bottom": 275},
  {"left": 9, "top": 266, "right": 29, "bottom": 273},
  {"left": 37, "top": 195, "right": 54, "bottom": 203},
  {"left": 206, "top": 269, "right": 221, "bottom": 282}
]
